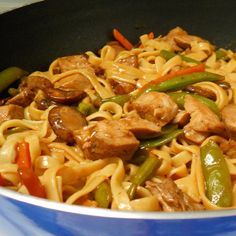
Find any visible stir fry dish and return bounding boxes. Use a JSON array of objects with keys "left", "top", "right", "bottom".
[{"left": 1, "top": 27, "right": 236, "bottom": 212}]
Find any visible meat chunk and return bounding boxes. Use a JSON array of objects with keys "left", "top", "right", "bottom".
[
  {"left": 49, "top": 106, "right": 87, "bottom": 144},
  {"left": 0, "top": 104, "right": 24, "bottom": 124},
  {"left": 6, "top": 89, "right": 35, "bottom": 107},
  {"left": 117, "top": 55, "right": 138, "bottom": 68},
  {"left": 222, "top": 104, "right": 236, "bottom": 139},
  {"left": 120, "top": 113, "right": 161, "bottom": 138},
  {"left": 145, "top": 177, "right": 204, "bottom": 212},
  {"left": 163, "top": 27, "right": 214, "bottom": 52},
  {"left": 220, "top": 140, "right": 236, "bottom": 159},
  {"left": 109, "top": 78, "right": 136, "bottom": 95},
  {"left": 130, "top": 92, "right": 178, "bottom": 127},
  {"left": 184, "top": 95, "right": 224, "bottom": 143},
  {"left": 24, "top": 76, "right": 53, "bottom": 91},
  {"left": 172, "top": 110, "right": 190, "bottom": 127},
  {"left": 74, "top": 120, "right": 139, "bottom": 160},
  {"left": 55, "top": 73, "right": 92, "bottom": 91}
]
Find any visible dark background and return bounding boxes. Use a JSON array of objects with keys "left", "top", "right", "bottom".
[{"left": 0, "top": 0, "right": 236, "bottom": 72}]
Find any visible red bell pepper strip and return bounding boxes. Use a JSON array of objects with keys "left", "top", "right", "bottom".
[
  {"left": 0, "top": 174, "right": 6, "bottom": 186},
  {"left": 113, "top": 28, "right": 133, "bottom": 50},
  {"left": 15, "top": 141, "right": 31, "bottom": 169},
  {"left": 15, "top": 141, "right": 46, "bottom": 198},
  {"left": 18, "top": 168, "right": 46, "bottom": 198}
]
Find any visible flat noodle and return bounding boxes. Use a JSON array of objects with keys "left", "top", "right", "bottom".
[{"left": 1, "top": 27, "right": 236, "bottom": 212}]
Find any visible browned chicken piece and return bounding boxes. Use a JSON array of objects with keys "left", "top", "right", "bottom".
[
  {"left": 108, "top": 78, "right": 136, "bottom": 95},
  {"left": 221, "top": 104, "right": 236, "bottom": 139},
  {"left": 0, "top": 104, "right": 24, "bottom": 124},
  {"left": 25, "top": 76, "right": 53, "bottom": 91},
  {"left": 57, "top": 54, "right": 93, "bottom": 73},
  {"left": 172, "top": 110, "right": 190, "bottom": 127},
  {"left": 184, "top": 95, "right": 224, "bottom": 143},
  {"left": 220, "top": 140, "right": 236, "bottom": 159},
  {"left": 10, "top": 75, "right": 86, "bottom": 106},
  {"left": 6, "top": 89, "right": 35, "bottom": 107},
  {"left": 117, "top": 55, "right": 139, "bottom": 68},
  {"left": 55, "top": 73, "right": 93, "bottom": 91},
  {"left": 163, "top": 27, "right": 214, "bottom": 52},
  {"left": 120, "top": 113, "right": 161, "bottom": 138},
  {"left": 130, "top": 91, "right": 178, "bottom": 127},
  {"left": 145, "top": 177, "right": 204, "bottom": 212},
  {"left": 48, "top": 106, "right": 87, "bottom": 144},
  {"left": 74, "top": 120, "right": 139, "bottom": 161}
]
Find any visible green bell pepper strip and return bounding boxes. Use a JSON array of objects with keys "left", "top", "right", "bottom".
[
  {"left": 127, "top": 154, "right": 161, "bottom": 200},
  {"left": 168, "top": 91, "right": 221, "bottom": 117},
  {"left": 94, "top": 181, "right": 112, "bottom": 208},
  {"left": 200, "top": 140, "right": 232, "bottom": 207},
  {"left": 140, "top": 129, "right": 183, "bottom": 149},
  {"left": 143, "top": 71, "right": 223, "bottom": 94},
  {"left": 160, "top": 49, "right": 201, "bottom": 64},
  {"left": 0, "top": 67, "right": 27, "bottom": 93},
  {"left": 215, "top": 49, "right": 228, "bottom": 60},
  {"left": 102, "top": 94, "right": 131, "bottom": 106},
  {"left": 131, "top": 124, "right": 178, "bottom": 164},
  {"left": 77, "top": 102, "right": 97, "bottom": 116}
]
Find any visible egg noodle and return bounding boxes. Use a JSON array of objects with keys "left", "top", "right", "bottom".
[{"left": 1, "top": 27, "right": 236, "bottom": 211}]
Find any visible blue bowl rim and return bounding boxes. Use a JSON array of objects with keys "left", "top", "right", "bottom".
[{"left": 1, "top": 187, "right": 236, "bottom": 220}]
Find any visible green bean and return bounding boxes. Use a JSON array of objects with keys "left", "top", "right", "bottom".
[
  {"left": 168, "top": 91, "right": 221, "bottom": 117},
  {"left": 77, "top": 102, "right": 97, "bottom": 116},
  {"left": 127, "top": 154, "right": 161, "bottom": 200},
  {"left": 144, "top": 72, "right": 223, "bottom": 94},
  {"left": 94, "top": 181, "right": 112, "bottom": 208},
  {"left": 160, "top": 50, "right": 201, "bottom": 64},
  {"left": 102, "top": 94, "right": 131, "bottom": 106},
  {"left": 140, "top": 129, "right": 183, "bottom": 149},
  {"left": 200, "top": 140, "right": 232, "bottom": 207},
  {"left": 0, "top": 67, "right": 27, "bottom": 93},
  {"left": 215, "top": 49, "right": 228, "bottom": 60}
]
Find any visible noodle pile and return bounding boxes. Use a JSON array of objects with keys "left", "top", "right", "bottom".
[{"left": 1, "top": 27, "right": 236, "bottom": 211}]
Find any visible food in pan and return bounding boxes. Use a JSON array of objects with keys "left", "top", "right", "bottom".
[{"left": 0, "top": 27, "right": 236, "bottom": 211}]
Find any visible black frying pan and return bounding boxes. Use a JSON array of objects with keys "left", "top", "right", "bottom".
[{"left": 0, "top": 0, "right": 236, "bottom": 73}]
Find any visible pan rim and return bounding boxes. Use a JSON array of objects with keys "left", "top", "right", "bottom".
[{"left": 1, "top": 187, "right": 236, "bottom": 220}]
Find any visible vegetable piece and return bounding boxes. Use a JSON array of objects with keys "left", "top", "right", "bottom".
[
  {"left": 143, "top": 72, "right": 223, "bottom": 94},
  {"left": 113, "top": 29, "right": 133, "bottom": 50},
  {"left": 160, "top": 49, "right": 201, "bottom": 64},
  {"left": 137, "top": 64, "right": 205, "bottom": 95},
  {"left": 140, "top": 129, "right": 183, "bottom": 149},
  {"left": 215, "top": 49, "right": 228, "bottom": 60},
  {"left": 15, "top": 141, "right": 31, "bottom": 169},
  {"left": 0, "top": 67, "right": 27, "bottom": 93},
  {"left": 77, "top": 102, "right": 97, "bottom": 116},
  {"left": 102, "top": 94, "right": 131, "bottom": 106},
  {"left": 15, "top": 141, "right": 46, "bottom": 198},
  {"left": 0, "top": 174, "right": 6, "bottom": 186},
  {"left": 139, "top": 31, "right": 155, "bottom": 48},
  {"left": 168, "top": 92, "right": 220, "bottom": 117},
  {"left": 18, "top": 168, "right": 46, "bottom": 198},
  {"left": 200, "top": 140, "right": 232, "bottom": 207},
  {"left": 127, "top": 154, "right": 161, "bottom": 200},
  {"left": 105, "top": 64, "right": 206, "bottom": 105},
  {"left": 94, "top": 181, "right": 112, "bottom": 208}
]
